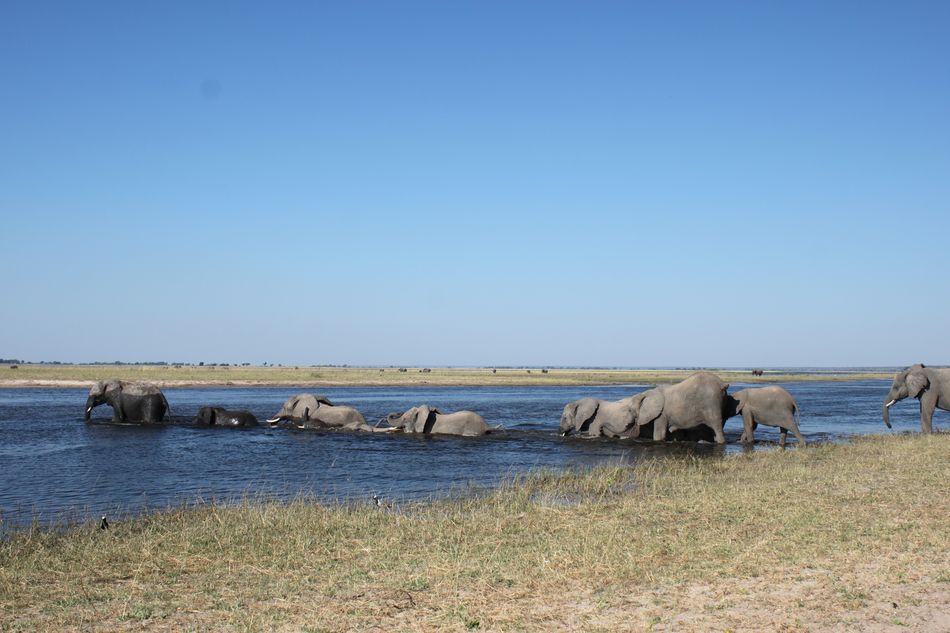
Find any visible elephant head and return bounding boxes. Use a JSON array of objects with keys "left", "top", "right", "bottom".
[
  {"left": 387, "top": 405, "right": 439, "bottom": 433},
  {"left": 84, "top": 380, "right": 116, "bottom": 420},
  {"left": 559, "top": 400, "right": 595, "bottom": 436},
  {"left": 883, "top": 364, "right": 930, "bottom": 428}
]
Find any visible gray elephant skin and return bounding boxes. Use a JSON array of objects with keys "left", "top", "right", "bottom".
[
  {"left": 559, "top": 395, "right": 715, "bottom": 442},
  {"left": 883, "top": 363, "right": 950, "bottom": 433},
  {"left": 627, "top": 372, "right": 731, "bottom": 444},
  {"left": 727, "top": 386, "right": 804, "bottom": 446},
  {"left": 84, "top": 380, "right": 169, "bottom": 423},
  {"left": 267, "top": 393, "right": 377, "bottom": 431},
  {"left": 194, "top": 406, "right": 258, "bottom": 427},
  {"left": 386, "top": 405, "right": 492, "bottom": 436}
]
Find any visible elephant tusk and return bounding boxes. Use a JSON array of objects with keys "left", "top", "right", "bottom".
[
  {"left": 885, "top": 400, "right": 896, "bottom": 408},
  {"left": 85, "top": 407, "right": 92, "bottom": 414},
  {"left": 266, "top": 417, "right": 281, "bottom": 424}
]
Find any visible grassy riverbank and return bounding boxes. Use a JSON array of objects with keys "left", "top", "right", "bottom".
[
  {"left": 0, "top": 363, "right": 892, "bottom": 388},
  {"left": 2, "top": 435, "right": 948, "bottom": 631}
]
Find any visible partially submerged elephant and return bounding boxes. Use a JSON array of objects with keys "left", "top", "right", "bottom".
[
  {"left": 883, "top": 363, "right": 950, "bottom": 433},
  {"left": 194, "top": 406, "right": 258, "bottom": 427},
  {"left": 267, "top": 393, "right": 378, "bottom": 432},
  {"left": 84, "top": 380, "right": 169, "bottom": 423},
  {"left": 629, "top": 372, "right": 731, "bottom": 444},
  {"left": 559, "top": 395, "right": 715, "bottom": 442},
  {"left": 385, "top": 405, "right": 492, "bottom": 436},
  {"left": 727, "top": 386, "right": 804, "bottom": 447},
  {"left": 559, "top": 396, "right": 638, "bottom": 438}
]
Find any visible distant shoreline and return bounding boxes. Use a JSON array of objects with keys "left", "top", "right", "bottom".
[{"left": 0, "top": 364, "right": 893, "bottom": 388}]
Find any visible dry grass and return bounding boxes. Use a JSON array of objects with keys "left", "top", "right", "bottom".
[
  {"left": 0, "top": 363, "right": 891, "bottom": 388},
  {"left": 2, "top": 434, "right": 948, "bottom": 631}
]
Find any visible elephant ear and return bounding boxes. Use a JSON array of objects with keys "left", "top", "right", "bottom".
[
  {"left": 906, "top": 369, "right": 930, "bottom": 398},
  {"left": 314, "top": 395, "right": 334, "bottom": 407},
  {"left": 208, "top": 408, "right": 218, "bottom": 425},
  {"left": 637, "top": 390, "right": 665, "bottom": 426},
  {"left": 413, "top": 406, "right": 432, "bottom": 433}
]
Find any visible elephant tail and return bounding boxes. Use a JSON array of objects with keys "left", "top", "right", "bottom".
[{"left": 793, "top": 401, "right": 800, "bottom": 427}]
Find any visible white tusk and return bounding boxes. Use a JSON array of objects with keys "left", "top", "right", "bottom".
[
  {"left": 85, "top": 407, "right": 92, "bottom": 414},
  {"left": 266, "top": 417, "right": 280, "bottom": 423},
  {"left": 885, "top": 400, "right": 896, "bottom": 408}
]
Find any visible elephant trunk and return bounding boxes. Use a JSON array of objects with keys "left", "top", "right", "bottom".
[
  {"left": 883, "top": 388, "right": 901, "bottom": 428},
  {"left": 84, "top": 396, "right": 96, "bottom": 420},
  {"left": 883, "top": 396, "right": 899, "bottom": 428}
]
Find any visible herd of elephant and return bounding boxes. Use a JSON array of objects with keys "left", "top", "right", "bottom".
[{"left": 82, "top": 363, "right": 949, "bottom": 443}]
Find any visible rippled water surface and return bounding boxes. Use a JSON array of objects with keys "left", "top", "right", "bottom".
[{"left": 0, "top": 381, "right": 928, "bottom": 528}]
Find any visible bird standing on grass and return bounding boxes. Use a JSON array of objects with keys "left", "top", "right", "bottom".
[{"left": 99, "top": 515, "right": 109, "bottom": 530}]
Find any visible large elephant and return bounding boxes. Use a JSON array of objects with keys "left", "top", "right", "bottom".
[
  {"left": 194, "top": 406, "right": 258, "bottom": 427},
  {"left": 629, "top": 372, "right": 731, "bottom": 444},
  {"left": 84, "top": 380, "right": 169, "bottom": 423},
  {"left": 267, "top": 393, "right": 377, "bottom": 432},
  {"left": 883, "top": 364, "right": 950, "bottom": 433},
  {"left": 385, "top": 405, "right": 492, "bottom": 436},
  {"left": 727, "top": 386, "right": 804, "bottom": 447}
]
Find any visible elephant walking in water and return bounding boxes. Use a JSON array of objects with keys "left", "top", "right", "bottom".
[
  {"left": 559, "top": 396, "right": 638, "bottom": 438},
  {"left": 84, "top": 380, "right": 169, "bottom": 423},
  {"left": 267, "top": 393, "right": 379, "bottom": 432},
  {"left": 727, "top": 386, "right": 805, "bottom": 447},
  {"left": 883, "top": 364, "right": 950, "bottom": 433},
  {"left": 629, "top": 372, "right": 731, "bottom": 444},
  {"left": 385, "top": 405, "right": 492, "bottom": 436}
]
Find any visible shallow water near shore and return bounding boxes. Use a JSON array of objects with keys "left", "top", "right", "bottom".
[{"left": 0, "top": 380, "right": 925, "bottom": 529}]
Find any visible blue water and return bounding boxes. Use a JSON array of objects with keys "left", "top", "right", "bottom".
[{"left": 0, "top": 381, "right": 930, "bottom": 529}]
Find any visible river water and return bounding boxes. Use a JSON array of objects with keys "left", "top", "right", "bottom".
[{"left": 0, "top": 381, "right": 924, "bottom": 529}]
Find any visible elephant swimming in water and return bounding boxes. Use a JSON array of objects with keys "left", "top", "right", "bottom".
[
  {"left": 193, "top": 406, "right": 259, "bottom": 427},
  {"left": 84, "top": 380, "right": 169, "bottom": 423},
  {"left": 726, "top": 386, "right": 804, "bottom": 447},
  {"left": 883, "top": 363, "right": 950, "bottom": 433},
  {"left": 385, "top": 405, "right": 492, "bottom": 436},
  {"left": 267, "top": 393, "right": 379, "bottom": 432}
]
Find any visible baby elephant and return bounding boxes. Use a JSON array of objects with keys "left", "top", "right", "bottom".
[
  {"left": 386, "top": 405, "right": 492, "bottom": 436},
  {"left": 194, "top": 406, "right": 259, "bottom": 427},
  {"left": 729, "top": 386, "right": 805, "bottom": 447}
]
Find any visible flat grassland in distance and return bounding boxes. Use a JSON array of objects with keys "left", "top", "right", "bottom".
[
  {"left": 2, "top": 434, "right": 948, "bottom": 632},
  {"left": 0, "top": 363, "right": 892, "bottom": 388}
]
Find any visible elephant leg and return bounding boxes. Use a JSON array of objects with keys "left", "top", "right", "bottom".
[
  {"left": 779, "top": 427, "right": 788, "bottom": 448},
  {"left": 708, "top": 420, "right": 726, "bottom": 444},
  {"left": 652, "top": 416, "right": 668, "bottom": 442},
  {"left": 740, "top": 410, "right": 755, "bottom": 444},
  {"left": 585, "top": 416, "right": 605, "bottom": 437},
  {"left": 920, "top": 391, "right": 937, "bottom": 434}
]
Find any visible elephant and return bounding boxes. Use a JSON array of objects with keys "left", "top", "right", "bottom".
[
  {"left": 266, "top": 393, "right": 377, "bottom": 432},
  {"left": 385, "top": 405, "right": 492, "bottom": 436},
  {"left": 883, "top": 363, "right": 950, "bottom": 433},
  {"left": 726, "top": 386, "right": 804, "bottom": 447},
  {"left": 559, "top": 395, "right": 716, "bottom": 441},
  {"left": 84, "top": 380, "right": 169, "bottom": 423},
  {"left": 627, "top": 372, "right": 731, "bottom": 444},
  {"left": 559, "top": 396, "right": 638, "bottom": 438},
  {"left": 193, "top": 406, "right": 258, "bottom": 427}
]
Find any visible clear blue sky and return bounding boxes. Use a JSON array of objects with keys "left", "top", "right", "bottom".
[{"left": 2, "top": 1, "right": 948, "bottom": 367}]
